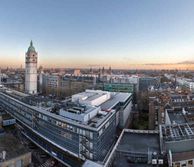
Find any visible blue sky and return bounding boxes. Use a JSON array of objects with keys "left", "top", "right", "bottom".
[{"left": 0, "top": 0, "right": 194, "bottom": 68}]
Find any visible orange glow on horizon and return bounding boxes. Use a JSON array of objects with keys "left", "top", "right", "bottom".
[
  {"left": 0, "top": 54, "right": 194, "bottom": 70},
  {"left": 1, "top": 61, "right": 194, "bottom": 70}
]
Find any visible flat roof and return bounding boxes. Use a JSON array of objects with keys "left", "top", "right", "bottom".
[
  {"left": 73, "top": 91, "right": 107, "bottom": 101},
  {"left": 113, "top": 156, "right": 153, "bottom": 167},
  {"left": 168, "top": 111, "right": 187, "bottom": 124},
  {"left": 0, "top": 134, "right": 30, "bottom": 161},
  {"left": 82, "top": 160, "right": 102, "bottom": 167},
  {"left": 86, "top": 93, "right": 106, "bottom": 101},
  {"left": 167, "top": 108, "right": 194, "bottom": 124},
  {"left": 101, "top": 92, "right": 132, "bottom": 110},
  {"left": 117, "top": 130, "right": 160, "bottom": 154},
  {"left": 107, "top": 129, "right": 160, "bottom": 167}
]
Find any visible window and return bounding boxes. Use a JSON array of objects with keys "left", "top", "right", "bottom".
[
  {"left": 90, "top": 132, "right": 93, "bottom": 139},
  {"left": 181, "top": 163, "right": 186, "bottom": 167},
  {"left": 90, "top": 153, "right": 93, "bottom": 159},
  {"left": 105, "top": 121, "right": 110, "bottom": 129},
  {"left": 82, "top": 130, "right": 85, "bottom": 136},
  {"left": 188, "top": 160, "right": 193, "bottom": 166},
  {"left": 99, "top": 129, "right": 103, "bottom": 136},
  {"left": 80, "top": 129, "right": 83, "bottom": 135},
  {"left": 174, "top": 162, "right": 180, "bottom": 167},
  {"left": 61, "top": 123, "right": 67, "bottom": 128},
  {"left": 90, "top": 142, "right": 93, "bottom": 149},
  {"left": 56, "top": 121, "right": 62, "bottom": 126}
]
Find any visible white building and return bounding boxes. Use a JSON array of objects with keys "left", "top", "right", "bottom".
[
  {"left": 176, "top": 77, "right": 194, "bottom": 92},
  {"left": 25, "top": 41, "right": 38, "bottom": 94},
  {"left": 72, "top": 89, "right": 111, "bottom": 106},
  {"left": 72, "top": 89, "right": 133, "bottom": 128}
]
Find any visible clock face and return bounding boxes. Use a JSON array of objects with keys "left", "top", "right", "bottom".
[{"left": 26, "top": 52, "right": 37, "bottom": 63}]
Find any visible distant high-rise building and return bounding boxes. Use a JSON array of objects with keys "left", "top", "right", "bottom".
[
  {"left": 89, "top": 67, "right": 93, "bottom": 74},
  {"left": 25, "top": 41, "right": 38, "bottom": 94},
  {"left": 108, "top": 66, "right": 112, "bottom": 75},
  {"left": 102, "top": 66, "right": 105, "bottom": 75}
]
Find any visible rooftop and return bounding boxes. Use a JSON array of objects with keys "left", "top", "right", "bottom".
[
  {"left": 72, "top": 90, "right": 111, "bottom": 106},
  {"left": 166, "top": 107, "right": 194, "bottom": 124},
  {"left": 0, "top": 87, "right": 115, "bottom": 130},
  {"left": 59, "top": 102, "right": 108, "bottom": 126},
  {"left": 105, "top": 129, "right": 162, "bottom": 167},
  {"left": 161, "top": 123, "right": 194, "bottom": 142},
  {"left": 167, "top": 110, "right": 187, "bottom": 124},
  {"left": 170, "top": 94, "right": 194, "bottom": 107},
  {"left": 101, "top": 92, "right": 131, "bottom": 110},
  {"left": 113, "top": 157, "right": 153, "bottom": 167},
  {"left": 0, "top": 87, "right": 29, "bottom": 101},
  {"left": 82, "top": 160, "right": 103, "bottom": 167},
  {"left": 117, "top": 130, "right": 160, "bottom": 154},
  {"left": 72, "top": 89, "right": 132, "bottom": 109}
]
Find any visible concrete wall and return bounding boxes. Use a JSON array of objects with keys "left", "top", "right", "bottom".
[
  {"left": 119, "top": 101, "right": 132, "bottom": 128},
  {"left": 165, "top": 110, "right": 171, "bottom": 125}
]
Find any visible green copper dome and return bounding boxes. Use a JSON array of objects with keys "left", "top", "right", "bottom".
[{"left": 27, "top": 40, "right": 36, "bottom": 52}]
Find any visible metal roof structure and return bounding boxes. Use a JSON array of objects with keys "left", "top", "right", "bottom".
[
  {"left": 161, "top": 123, "right": 194, "bottom": 142},
  {"left": 101, "top": 92, "right": 132, "bottom": 110}
]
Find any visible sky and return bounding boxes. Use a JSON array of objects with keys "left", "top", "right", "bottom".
[{"left": 1, "top": 0, "right": 194, "bottom": 69}]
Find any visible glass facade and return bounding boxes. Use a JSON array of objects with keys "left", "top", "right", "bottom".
[{"left": 104, "top": 83, "right": 134, "bottom": 93}]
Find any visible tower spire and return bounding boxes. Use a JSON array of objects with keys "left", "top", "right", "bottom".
[
  {"left": 30, "top": 40, "right": 33, "bottom": 47},
  {"left": 27, "top": 40, "right": 36, "bottom": 53}
]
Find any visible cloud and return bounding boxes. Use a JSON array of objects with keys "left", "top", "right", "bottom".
[{"left": 177, "top": 60, "right": 194, "bottom": 64}]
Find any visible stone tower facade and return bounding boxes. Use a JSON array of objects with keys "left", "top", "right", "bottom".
[{"left": 25, "top": 41, "right": 37, "bottom": 94}]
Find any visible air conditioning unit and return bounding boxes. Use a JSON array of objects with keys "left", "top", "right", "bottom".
[
  {"left": 158, "top": 159, "right": 164, "bottom": 164},
  {"left": 152, "top": 159, "right": 157, "bottom": 164}
]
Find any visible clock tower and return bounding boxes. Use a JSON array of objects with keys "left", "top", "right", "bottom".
[{"left": 25, "top": 41, "right": 37, "bottom": 94}]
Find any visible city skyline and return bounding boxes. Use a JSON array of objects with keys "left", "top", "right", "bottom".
[{"left": 1, "top": 0, "right": 194, "bottom": 69}]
